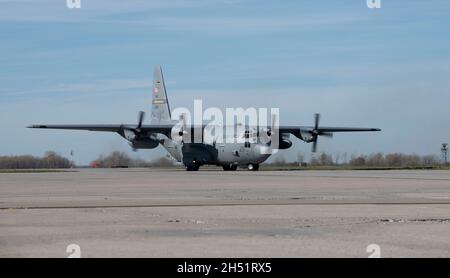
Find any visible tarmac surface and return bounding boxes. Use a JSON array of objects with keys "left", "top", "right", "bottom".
[{"left": 1, "top": 168, "right": 449, "bottom": 257}]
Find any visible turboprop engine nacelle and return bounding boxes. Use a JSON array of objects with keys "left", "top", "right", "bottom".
[
  {"left": 300, "top": 130, "right": 314, "bottom": 142},
  {"left": 129, "top": 138, "right": 159, "bottom": 149},
  {"left": 279, "top": 133, "right": 292, "bottom": 149}
]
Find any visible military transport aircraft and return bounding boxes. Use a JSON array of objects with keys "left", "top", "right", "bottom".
[{"left": 29, "top": 65, "right": 380, "bottom": 171}]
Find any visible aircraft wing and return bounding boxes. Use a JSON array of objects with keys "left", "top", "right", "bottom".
[
  {"left": 301, "top": 127, "right": 381, "bottom": 132},
  {"left": 28, "top": 124, "right": 173, "bottom": 135},
  {"left": 278, "top": 126, "right": 380, "bottom": 141},
  {"left": 28, "top": 124, "right": 380, "bottom": 142},
  {"left": 29, "top": 124, "right": 380, "bottom": 134}
]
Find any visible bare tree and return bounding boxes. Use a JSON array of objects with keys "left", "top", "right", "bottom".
[
  {"left": 334, "top": 152, "right": 341, "bottom": 165},
  {"left": 342, "top": 152, "right": 348, "bottom": 165},
  {"left": 297, "top": 152, "right": 305, "bottom": 166},
  {"left": 0, "top": 152, "right": 72, "bottom": 169},
  {"left": 150, "top": 157, "right": 175, "bottom": 167},
  {"left": 319, "top": 152, "right": 333, "bottom": 166},
  {"left": 349, "top": 154, "right": 366, "bottom": 166},
  {"left": 90, "top": 152, "right": 175, "bottom": 168},
  {"left": 366, "top": 152, "right": 384, "bottom": 167},
  {"left": 309, "top": 152, "right": 333, "bottom": 166}
]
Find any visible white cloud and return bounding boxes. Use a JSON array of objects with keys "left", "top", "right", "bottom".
[
  {"left": 1, "top": 78, "right": 151, "bottom": 99},
  {"left": 0, "top": 0, "right": 365, "bottom": 34}
]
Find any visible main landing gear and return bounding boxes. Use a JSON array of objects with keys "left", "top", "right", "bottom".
[
  {"left": 222, "top": 164, "right": 238, "bottom": 171},
  {"left": 185, "top": 159, "right": 200, "bottom": 171},
  {"left": 222, "top": 164, "right": 259, "bottom": 171},
  {"left": 247, "top": 163, "right": 259, "bottom": 171},
  {"left": 186, "top": 164, "right": 200, "bottom": 171}
]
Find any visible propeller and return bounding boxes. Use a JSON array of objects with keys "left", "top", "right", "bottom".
[
  {"left": 312, "top": 138, "right": 318, "bottom": 153},
  {"left": 136, "top": 111, "right": 145, "bottom": 131},
  {"left": 131, "top": 111, "right": 146, "bottom": 151},
  {"left": 118, "top": 111, "right": 146, "bottom": 151},
  {"left": 314, "top": 113, "right": 319, "bottom": 131},
  {"left": 310, "top": 113, "right": 333, "bottom": 153}
]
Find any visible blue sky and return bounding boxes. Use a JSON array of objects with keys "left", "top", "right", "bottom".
[{"left": 1, "top": 0, "right": 450, "bottom": 164}]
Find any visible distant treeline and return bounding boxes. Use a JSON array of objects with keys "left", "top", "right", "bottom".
[
  {"left": 345, "top": 153, "right": 440, "bottom": 167},
  {"left": 1, "top": 150, "right": 444, "bottom": 169},
  {"left": 92, "top": 151, "right": 443, "bottom": 168},
  {"left": 0, "top": 151, "right": 72, "bottom": 169},
  {"left": 270, "top": 152, "right": 443, "bottom": 168},
  {"left": 90, "top": 151, "right": 175, "bottom": 168}
]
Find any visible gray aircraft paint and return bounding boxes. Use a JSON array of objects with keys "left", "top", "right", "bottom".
[
  {"left": 28, "top": 65, "right": 380, "bottom": 171},
  {"left": 151, "top": 65, "right": 172, "bottom": 125}
]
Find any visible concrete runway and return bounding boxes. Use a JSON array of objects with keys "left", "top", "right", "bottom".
[{"left": 1, "top": 169, "right": 449, "bottom": 257}]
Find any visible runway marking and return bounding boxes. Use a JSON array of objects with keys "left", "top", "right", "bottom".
[
  {"left": 189, "top": 171, "right": 450, "bottom": 181},
  {"left": 2, "top": 200, "right": 449, "bottom": 210}
]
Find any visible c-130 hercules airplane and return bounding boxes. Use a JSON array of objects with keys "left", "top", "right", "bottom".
[{"left": 29, "top": 65, "right": 380, "bottom": 171}]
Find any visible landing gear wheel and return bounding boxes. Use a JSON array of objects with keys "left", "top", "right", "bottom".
[
  {"left": 222, "top": 164, "right": 237, "bottom": 171},
  {"left": 186, "top": 164, "right": 200, "bottom": 171},
  {"left": 247, "top": 163, "right": 259, "bottom": 171}
]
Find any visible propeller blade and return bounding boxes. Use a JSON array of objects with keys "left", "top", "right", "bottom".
[
  {"left": 137, "top": 111, "right": 145, "bottom": 129},
  {"left": 314, "top": 113, "right": 320, "bottom": 130},
  {"left": 319, "top": 132, "right": 333, "bottom": 138},
  {"left": 311, "top": 113, "right": 321, "bottom": 152}
]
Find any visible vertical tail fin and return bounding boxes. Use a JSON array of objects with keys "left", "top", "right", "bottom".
[{"left": 151, "top": 65, "right": 172, "bottom": 124}]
